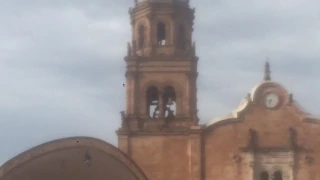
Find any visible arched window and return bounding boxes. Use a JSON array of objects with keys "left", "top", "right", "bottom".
[
  {"left": 157, "top": 22, "right": 166, "bottom": 45},
  {"left": 177, "top": 24, "right": 186, "bottom": 50},
  {"left": 146, "top": 86, "right": 159, "bottom": 118},
  {"left": 273, "top": 170, "right": 283, "bottom": 180},
  {"left": 163, "top": 86, "right": 176, "bottom": 119},
  {"left": 260, "top": 171, "right": 269, "bottom": 180},
  {"left": 138, "top": 25, "right": 145, "bottom": 49}
]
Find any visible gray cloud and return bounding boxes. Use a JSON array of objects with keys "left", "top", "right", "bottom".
[{"left": 0, "top": 0, "right": 319, "bottom": 165}]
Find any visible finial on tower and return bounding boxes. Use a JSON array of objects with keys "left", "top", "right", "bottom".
[{"left": 264, "top": 58, "right": 271, "bottom": 81}]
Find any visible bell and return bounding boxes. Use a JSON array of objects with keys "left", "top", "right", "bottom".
[
  {"left": 150, "top": 100, "right": 159, "bottom": 106},
  {"left": 166, "top": 97, "right": 173, "bottom": 105}
]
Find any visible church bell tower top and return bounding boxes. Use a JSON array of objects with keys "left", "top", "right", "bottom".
[{"left": 128, "top": 0, "right": 196, "bottom": 58}]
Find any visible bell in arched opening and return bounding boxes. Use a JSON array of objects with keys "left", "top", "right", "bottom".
[
  {"left": 163, "top": 86, "right": 176, "bottom": 118},
  {"left": 273, "top": 170, "right": 283, "bottom": 180}
]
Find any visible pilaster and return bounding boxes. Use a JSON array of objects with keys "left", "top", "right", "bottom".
[{"left": 189, "top": 126, "right": 202, "bottom": 180}]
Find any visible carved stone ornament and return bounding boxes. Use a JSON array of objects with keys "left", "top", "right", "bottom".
[
  {"left": 130, "top": 19, "right": 135, "bottom": 26},
  {"left": 120, "top": 111, "right": 129, "bottom": 130},
  {"left": 246, "top": 93, "right": 252, "bottom": 102},
  {"left": 128, "top": 8, "right": 133, "bottom": 15},
  {"left": 264, "top": 61, "right": 271, "bottom": 81},
  {"left": 127, "top": 42, "right": 132, "bottom": 56}
]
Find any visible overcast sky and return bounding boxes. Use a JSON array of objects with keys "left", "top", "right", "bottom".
[{"left": 0, "top": 0, "right": 319, "bottom": 165}]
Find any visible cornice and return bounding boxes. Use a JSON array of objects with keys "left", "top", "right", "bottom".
[{"left": 125, "top": 55, "right": 198, "bottom": 62}]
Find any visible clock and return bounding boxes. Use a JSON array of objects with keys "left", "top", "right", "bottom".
[{"left": 263, "top": 93, "right": 280, "bottom": 108}]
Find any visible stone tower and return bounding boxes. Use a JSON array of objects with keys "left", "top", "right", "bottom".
[{"left": 117, "top": 0, "right": 202, "bottom": 179}]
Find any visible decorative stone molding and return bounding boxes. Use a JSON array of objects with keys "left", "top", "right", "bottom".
[
  {"left": 127, "top": 42, "right": 133, "bottom": 57},
  {"left": 0, "top": 137, "right": 148, "bottom": 180},
  {"left": 128, "top": 8, "right": 133, "bottom": 15},
  {"left": 130, "top": 19, "right": 135, "bottom": 26}
]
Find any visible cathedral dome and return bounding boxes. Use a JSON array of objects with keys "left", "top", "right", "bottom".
[{"left": 0, "top": 137, "right": 148, "bottom": 180}]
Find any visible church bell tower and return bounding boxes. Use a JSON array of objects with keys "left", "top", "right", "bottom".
[
  {"left": 119, "top": 0, "right": 198, "bottom": 131},
  {"left": 117, "top": 1, "right": 202, "bottom": 179}
]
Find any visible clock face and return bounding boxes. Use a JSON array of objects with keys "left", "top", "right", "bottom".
[{"left": 263, "top": 93, "right": 280, "bottom": 108}]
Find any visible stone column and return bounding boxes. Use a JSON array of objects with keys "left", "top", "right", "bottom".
[
  {"left": 140, "top": 92, "right": 147, "bottom": 118},
  {"left": 146, "top": 14, "right": 153, "bottom": 56},
  {"left": 170, "top": 14, "right": 176, "bottom": 45},
  {"left": 158, "top": 91, "right": 165, "bottom": 118},
  {"left": 175, "top": 92, "right": 182, "bottom": 117}
]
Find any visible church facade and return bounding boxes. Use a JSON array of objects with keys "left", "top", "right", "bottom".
[{"left": 1, "top": 0, "right": 320, "bottom": 180}]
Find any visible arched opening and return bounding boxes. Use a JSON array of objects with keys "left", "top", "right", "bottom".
[
  {"left": 138, "top": 25, "right": 145, "bottom": 49},
  {"left": 177, "top": 24, "right": 186, "bottom": 50},
  {"left": 157, "top": 22, "right": 166, "bottom": 45},
  {"left": 163, "top": 86, "right": 176, "bottom": 119},
  {"left": 146, "top": 86, "right": 159, "bottom": 118},
  {"left": 260, "top": 171, "right": 269, "bottom": 180},
  {"left": 273, "top": 170, "right": 283, "bottom": 180}
]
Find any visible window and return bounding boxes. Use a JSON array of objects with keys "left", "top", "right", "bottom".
[{"left": 157, "top": 22, "right": 166, "bottom": 45}]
